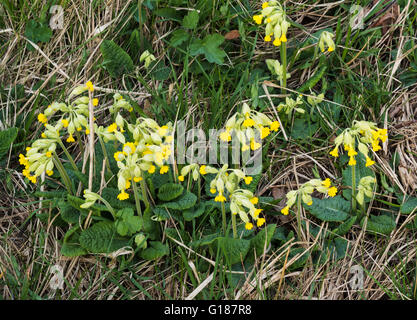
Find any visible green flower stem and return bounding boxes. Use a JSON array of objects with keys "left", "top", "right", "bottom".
[
  {"left": 231, "top": 213, "right": 237, "bottom": 239},
  {"left": 97, "top": 196, "right": 116, "bottom": 219},
  {"left": 52, "top": 154, "right": 73, "bottom": 195},
  {"left": 296, "top": 196, "right": 303, "bottom": 240},
  {"left": 132, "top": 181, "right": 143, "bottom": 219},
  {"left": 352, "top": 165, "right": 357, "bottom": 214},
  {"left": 57, "top": 139, "right": 80, "bottom": 174},
  {"left": 140, "top": 179, "right": 150, "bottom": 209},
  {"left": 281, "top": 41, "right": 287, "bottom": 92},
  {"left": 74, "top": 130, "right": 84, "bottom": 155},
  {"left": 221, "top": 201, "right": 227, "bottom": 236},
  {"left": 97, "top": 135, "right": 112, "bottom": 175},
  {"left": 197, "top": 175, "right": 201, "bottom": 204}
]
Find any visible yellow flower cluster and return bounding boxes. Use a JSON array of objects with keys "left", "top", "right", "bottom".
[
  {"left": 318, "top": 31, "right": 336, "bottom": 53},
  {"left": 281, "top": 178, "right": 338, "bottom": 215},
  {"left": 329, "top": 120, "right": 387, "bottom": 167},
  {"left": 178, "top": 163, "right": 218, "bottom": 182},
  {"left": 19, "top": 124, "right": 59, "bottom": 183},
  {"left": 204, "top": 164, "right": 264, "bottom": 230},
  {"left": 253, "top": 1, "right": 290, "bottom": 46},
  {"left": 109, "top": 114, "right": 174, "bottom": 201},
  {"left": 110, "top": 93, "right": 134, "bottom": 113},
  {"left": 220, "top": 103, "right": 280, "bottom": 151}
]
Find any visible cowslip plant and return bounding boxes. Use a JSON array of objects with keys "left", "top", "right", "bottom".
[{"left": 329, "top": 120, "right": 387, "bottom": 212}]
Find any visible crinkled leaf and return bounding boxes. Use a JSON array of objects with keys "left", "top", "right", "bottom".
[
  {"left": 303, "top": 196, "right": 350, "bottom": 222},
  {"left": 360, "top": 214, "right": 396, "bottom": 235},
  {"left": 218, "top": 237, "right": 250, "bottom": 265},
  {"left": 61, "top": 227, "right": 88, "bottom": 257},
  {"left": 183, "top": 201, "right": 206, "bottom": 221},
  {"left": 79, "top": 221, "right": 130, "bottom": 254},
  {"left": 158, "top": 190, "right": 197, "bottom": 210},
  {"left": 0, "top": 127, "right": 18, "bottom": 160},
  {"left": 157, "top": 183, "right": 184, "bottom": 201},
  {"left": 100, "top": 40, "right": 134, "bottom": 78}
]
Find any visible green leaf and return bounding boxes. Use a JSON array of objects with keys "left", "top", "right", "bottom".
[
  {"left": 157, "top": 183, "right": 184, "bottom": 201},
  {"left": 331, "top": 216, "right": 357, "bottom": 237},
  {"left": 250, "top": 224, "right": 276, "bottom": 256},
  {"left": 360, "top": 214, "right": 396, "bottom": 235},
  {"left": 149, "top": 60, "right": 171, "bottom": 81},
  {"left": 158, "top": 190, "right": 197, "bottom": 210},
  {"left": 183, "top": 201, "right": 206, "bottom": 221},
  {"left": 154, "top": 8, "right": 182, "bottom": 21},
  {"left": 286, "top": 247, "right": 309, "bottom": 270},
  {"left": 0, "top": 127, "right": 18, "bottom": 160},
  {"left": 140, "top": 241, "right": 169, "bottom": 260},
  {"left": 291, "top": 118, "right": 319, "bottom": 140},
  {"left": 182, "top": 10, "right": 199, "bottom": 29},
  {"left": 190, "top": 233, "right": 221, "bottom": 249},
  {"left": 100, "top": 40, "right": 134, "bottom": 78},
  {"left": 170, "top": 29, "right": 190, "bottom": 47},
  {"left": 400, "top": 197, "right": 417, "bottom": 214},
  {"left": 303, "top": 196, "right": 350, "bottom": 222},
  {"left": 298, "top": 66, "right": 327, "bottom": 93},
  {"left": 115, "top": 208, "right": 142, "bottom": 236},
  {"left": 323, "top": 238, "right": 349, "bottom": 261},
  {"left": 79, "top": 221, "right": 130, "bottom": 253},
  {"left": 190, "top": 34, "right": 226, "bottom": 65},
  {"left": 218, "top": 237, "right": 250, "bottom": 265},
  {"left": 59, "top": 200, "right": 81, "bottom": 224},
  {"left": 25, "top": 20, "right": 52, "bottom": 49},
  {"left": 61, "top": 227, "right": 88, "bottom": 257}
]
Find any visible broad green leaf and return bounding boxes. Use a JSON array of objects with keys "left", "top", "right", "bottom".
[
  {"left": 158, "top": 190, "right": 197, "bottom": 210},
  {"left": 250, "top": 224, "right": 276, "bottom": 256},
  {"left": 59, "top": 200, "right": 81, "bottom": 224},
  {"left": 400, "top": 197, "right": 417, "bottom": 214},
  {"left": 183, "top": 201, "right": 206, "bottom": 221},
  {"left": 0, "top": 127, "right": 18, "bottom": 160},
  {"left": 190, "top": 34, "right": 226, "bottom": 65},
  {"left": 170, "top": 29, "right": 190, "bottom": 47},
  {"left": 100, "top": 40, "right": 134, "bottom": 78},
  {"left": 25, "top": 20, "right": 52, "bottom": 50},
  {"left": 157, "top": 183, "right": 184, "bottom": 201},
  {"left": 291, "top": 118, "right": 319, "bottom": 140},
  {"left": 154, "top": 8, "right": 182, "bottom": 21},
  {"left": 79, "top": 221, "right": 130, "bottom": 253},
  {"left": 218, "top": 237, "right": 250, "bottom": 265},
  {"left": 115, "top": 208, "right": 142, "bottom": 236},
  {"left": 140, "top": 241, "right": 169, "bottom": 260},
  {"left": 190, "top": 233, "right": 221, "bottom": 249},
  {"left": 152, "top": 206, "right": 171, "bottom": 220},
  {"left": 61, "top": 226, "right": 88, "bottom": 257},
  {"left": 360, "top": 214, "right": 396, "bottom": 235},
  {"left": 303, "top": 196, "right": 350, "bottom": 222},
  {"left": 323, "top": 238, "right": 349, "bottom": 261},
  {"left": 331, "top": 216, "right": 357, "bottom": 237},
  {"left": 182, "top": 10, "right": 199, "bottom": 29},
  {"left": 149, "top": 60, "right": 171, "bottom": 81}
]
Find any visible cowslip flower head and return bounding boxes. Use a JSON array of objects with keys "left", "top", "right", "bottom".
[{"left": 318, "top": 31, "right": 336, "bottom": 52}]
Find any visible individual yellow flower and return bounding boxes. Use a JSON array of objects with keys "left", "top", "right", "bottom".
[
  {"left": 273, "top": 38, "right": 281, "bottom": 46},
  {"left": 322, "top": 178, "right": 331, "bottom": 188},
  {"left": 328, "top": 186, "right": 338, "bottom": 197},
  {"left": 280, "top": 33, "right": 287, "bottom": 42},
  {"left": 348, "top": 156, "right": 356, "bottom": 166},
  {"left": 148, "top": 165, "right": 156, "bottom": 174},
  {"left": 85, "top": 81, "right": 94, "bottom": 92},
  {"left": 244, "top": 176, "right": 253, "bottom": 185},
  {"left": 245, "top": 222, "right": 254, "bottom": 230},
  {"left": 262, "top": 2, "right": 269, "bottom": 9},
  {"left": 46, "top": 170, "right": 53, "bottom": 176},
  {"left": 125, "top": 179, "right": 131, "bottom": 189},
  {"left": 76, "top": 127, "right": 82, "bottom": 132},
  {"left": 210, "top": 188, "right": 216, "bottom": 194},
  {"left": 133, "top": 176, "right": 143, "bottom": 182},
  {"left": 250, "top": 197, "right": 259, "bottom": 205},
  {"left": 264, "top": 34, "right": 272, "bottom": 42},
  {"left": 306, "top": 200, "right": 313, "bottom": 206},
  {"left": 243, "top": 118, "right": 256, "bottom": 127},
  {"left": 107, "top": 123, "right": 117, "bottom": 133},
  {"left": 270, "top": 121, "right": 280, "bottom": 132},
  {"left": 114, "top": 151, "right": 124, "bottom": 162},
  {"left": 215, "top": 193, "right": 226, "bottom": 202},
  {"left": 37, "top": 113, "right": 47, "bottom": 124},
  {"left": 41, "top": 133, "right": 46, "bottom": 138},
  {"left": 253, "top": 14, "right": 263, "bottom": 25},
  {"left": 219, "top": 130, "right": 231, "bottom": 142},
  {"left": 178, "top": 175, "right": 185, "bottom": 182},
  {"left": 117, "top": 190, "right": 129, "bottom": 200},
  {"left": 160, "top": 165, "right": 169, "bottom": 174},
  {"left": 260, "top": 126, "right": 270, "bottom": 139},
  {"left": 330, "top": 146, "right": 339, "bottom": 158},
  {"left": 365, "top": 157, "right": 375, "bottom": 167},
  {"left": 61, "top": 119, "right": 69, "bottom": 128},
  {"left": 45, "top": 151, "right": 52, "bottom": 158},
  {"left": 92, "top": 98, "right": 98, "bottom": 106},
  {"left": 257, "top": 218, "right": 266, "bottom": 227},
  {"left": 66, "top": 134, "right": 75, "bottom": 143},
  {"left": 199, "top": 165, "right": 207, "bottom": 175},
  {"left": 123, "top": 142, "right": 136, "bottom": 155},
  {"left": 250, "top": 139, "right": 261, "bottom": 151}
]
